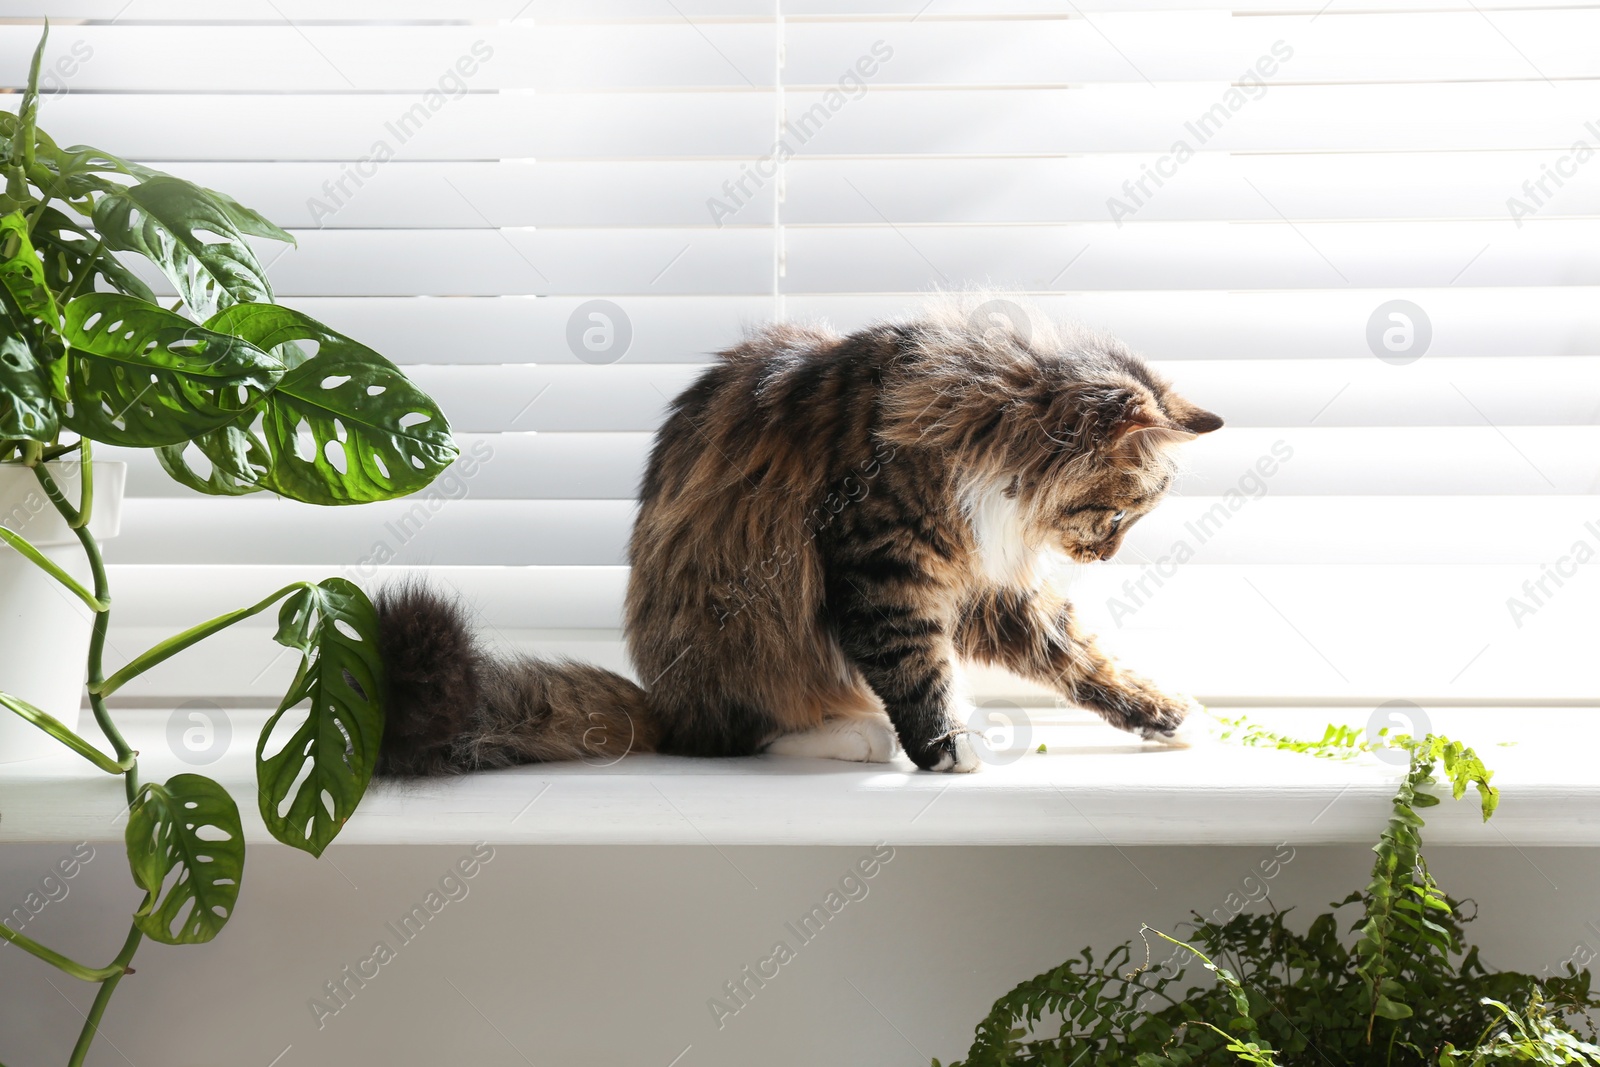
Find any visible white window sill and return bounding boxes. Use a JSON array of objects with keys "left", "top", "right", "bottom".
[{"left": 0, "top": 708, "right": 1593, "bottom": 847}]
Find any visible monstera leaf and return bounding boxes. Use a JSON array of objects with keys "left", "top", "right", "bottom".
[
  {"left": 92, "top": 175, "right": 282, "bottom": 318},
  {"left": 3, "top": 109, "right": 127, "bottom": 210},
  {"left": 257, "top": 579, "right": 385, "bottom": 857},
  {"left": 31, "top": 141, "right": 137, "bottom": 208},
  {"left": 158, "top": 303, "right": 457, "bottom": 504},
  {"left": 0, "top": 213, "right": 65, "bottom": 404},
  {"left": 197, "top": 183, "right": 294, "bottom": 244},
  {"left": 125, "top": 773, "right": 245, "bottom": 945},
  {"left": 31, "top": 204, "right": 157, "bottom": 304},
  {"left": 155, "top": 421, "right": 270, "bottom": 497},
  {"left": 58, "top": 292, "right": 283, "bottom": 447},
  {"left": 0, "top": 327, "right": 58, "bottom": 440},
  {"left": 0, "top": 210, "right": 61, "bottom": 332},
  {"left": 27, "top": 134, "right": 292, "bottom": 248}
]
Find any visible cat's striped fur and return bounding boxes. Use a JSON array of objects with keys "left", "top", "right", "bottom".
[{"left": 374, "top": 298, "right": 1222, "bottom": 776}]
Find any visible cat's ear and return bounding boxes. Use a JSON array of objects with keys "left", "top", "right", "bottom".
[
  {"left": 1172, "top": 404, "right": 1224, "bottom": 435},
  {"left": 1108, "top": 392, "right": 1183, "bottom": 441},
  {"left": 1112, "top": 393, "right": 1224, "bottom": 441}
]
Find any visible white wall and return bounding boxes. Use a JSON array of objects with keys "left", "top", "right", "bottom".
[{"left": 4, "top": 844, "right": 1598, "bottom": 1065}]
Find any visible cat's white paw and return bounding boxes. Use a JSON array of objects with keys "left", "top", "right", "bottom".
[
  {"left": 929, "top": 731, "right": 983, "bottom": 773},
  {"left": 852, "top": 716, "right": 900, "bottom": 762},
  {"left": 1138, "top": 698, "right": 1209, "bottom": 748},
  {"left": 766, "top": 717, "right": 898, "bottom": 763}
]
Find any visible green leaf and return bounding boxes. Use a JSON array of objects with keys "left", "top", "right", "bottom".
[
  {"left": 204, "top": 184, "right": 296, "bottom": 245},
  {"left": 200, "top": 303, "right": 458, "bottom": 504},
  {"left": 125, "top": 773, "right": 245, "bottom": 945},
  {"left": 1372, "top": 995, "right": 1413, "bottom": 1020},
  {"left": 30, "top": 139, "right": 293, "bottom": 250},
  {"left": 9, "top": 21, "right": 47, "bottom": 173},
  {"left": 0, "top": 689, "right": 129, "bottom": 774},
  {"left": 58, "top": 292, "right": 283, "bottom": 446},
  {"left": 0, "top": 327, "right": 57, "bottom": 440},
  {"left": 31, "top": 204, "right": 157, "bottom": 304},
  {"left": 154, "top": 423, "right": 268, "bottom": 496},
  {"left": 92, "top": 175, "right": 277, "bottom": 318},
  {"left": 256, "top": 578, "right": 385, "bottom": 857},
  {"left": 0, "top": 522, "right": 106, "bottom": 611},
  {"left": 29, "top": 138, "right": 144, "bottom": 208},
  {"left": 0, "top": 210, "right": 62, "bottom": 334}
]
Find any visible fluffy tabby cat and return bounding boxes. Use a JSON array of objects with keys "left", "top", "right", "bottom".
[{"left": 375, "top": 298, "right": 1222, "bottom": 776}]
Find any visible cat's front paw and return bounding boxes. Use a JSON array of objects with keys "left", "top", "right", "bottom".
[
  {"left": 1137, "top": 696, "right": 1207, "bottom": 747},
  {"left": 908, "top": 731, "right": 983, "bottom": 773}
]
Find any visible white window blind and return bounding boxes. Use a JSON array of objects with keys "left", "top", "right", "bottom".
[{"left": 5, "top": 1, "right": 1595, "bottom": 708}]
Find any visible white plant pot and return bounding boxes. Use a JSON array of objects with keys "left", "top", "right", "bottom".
[{"left": 0, "top": 460, "right": 126, "bottom": 764}]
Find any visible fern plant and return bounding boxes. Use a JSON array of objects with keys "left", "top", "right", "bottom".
[
  {"left": 1, "top": 26, "right": 456, "bottom": 1066},
  {"left": 939, "top": 729, "right": 1600, "bottom": 1067}
]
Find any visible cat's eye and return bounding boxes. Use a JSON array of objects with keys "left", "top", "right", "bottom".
[{"left": 1109, "top": 510, "right": 1127, "bottom": 533}]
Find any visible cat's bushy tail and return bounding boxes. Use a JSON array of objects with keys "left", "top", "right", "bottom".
[{"left": 373, "top": 583, "right": 652, "bottom": 776}]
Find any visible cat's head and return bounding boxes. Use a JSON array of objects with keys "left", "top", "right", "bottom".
[
  {"left": 1026, "top": 375, "right": 1222, "bottom": 563},
  {"left": 886, "top": 299, "right": 1222, "bottom": 565}
]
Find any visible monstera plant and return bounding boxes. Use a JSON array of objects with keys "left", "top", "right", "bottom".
[{"left": 0, "top": 26, "right": 454, "bottom": 1065}]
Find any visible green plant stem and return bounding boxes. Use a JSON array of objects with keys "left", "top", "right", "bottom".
[
  {"left": 92, "top": 580, "right": 310, "bottom": 697},
  {"left": 39, "top": 439, "right": 81, "bottom": 462},
  {"left": 70, "top": 439, "right": 93, "bottom": 529},
  {"left": 29, "top": 455, "right": 81, "bottom": 526},
  {"left": 34, "top": 437, "right": 151, "bottom": 1067},
  {"left": 66, "top": 923, "right": 143, "bottom": 1067},
  {"left": 22, "top": 197, "right": 49, "bottom": 238},
  {"left": 57, "top": 236, "right": 104, "bottom": 307},
  {"left": 0, "top": 691, "right": 131, "bottom": 774},
  {"left": 0, "top": 524, "right": 107, "bottom": 612},
  {"left": 0, "top": 922, "right": 125, "bottom": 982},
  {"left": 31, "top": 461, "right": 135, "bottom": 799}
]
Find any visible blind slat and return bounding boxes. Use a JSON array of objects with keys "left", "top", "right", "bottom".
[
  {"left": 97, "top": 564, "right": 1597, "bottom": 703},
  {"left": 160, "top": 154, "right": 1600, "bottom": 230},
  {"left": 15, "top": 1, "right": 1599, "bottom": 19},
  {"left": 10, "top": 14, "right": 1600, "bottom": 92},
  {"left": 104, "top": 427, "right": 1600, "bottom": 501},
  {"left": 171, "top": 222, "right": 1600, "bottom": 297},
  {"left": 98, "top": 497, "right": 1600, "bottom": 566},
  {"left": 12, "top": 82, "right": 1600, "bottom": 160},
  {"left": 359, "top": 359, "right": 1600, "bottom": 434},
  {"left": 269, "top": 290, "right": 1600, "bottom": 366}
]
